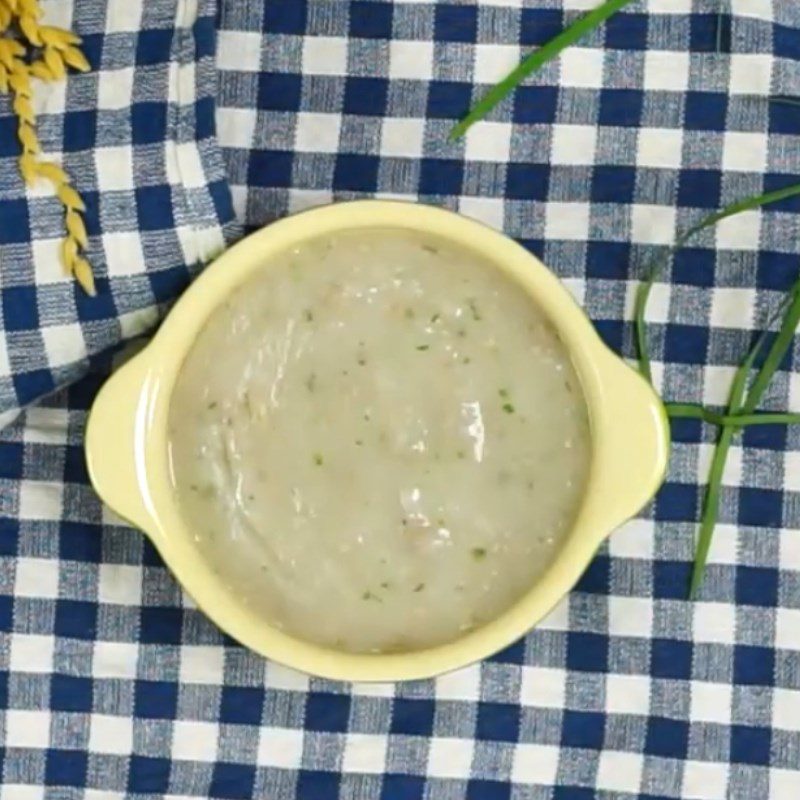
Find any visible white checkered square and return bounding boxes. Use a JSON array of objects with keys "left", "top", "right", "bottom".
[
  {"left": 172, "top": 720, "right": 219, "bottom": 761},
  {"left": 709, "top": 287, "right": 757, "bottom": 330},
  {"left": 91, "top": 641, "right": 138, "bottom": 680},
  {"left": 729, "top": 53, "right": 772, "bottom": 95},
  {"left": 551, "top": 124, "right": 597, "bottom": 166},
  {"left": 773, "top": 687, "right": 800, "bottom": 732},
  {"left": 94, "top": 146, "right": 135, "bottom": 192},
  {"left": 693, "top": 602, "right": 736, "bottom": 644},
  {"left": 179, "top": 646, "right": 226, "bottom": 685},
  {"left": 18, "top": 482, "right": 65, "bottom": 522},
  {"left": 0, "top": 786, "right": 45, "bottom": 800},
  {"left": 389, "top": 40, "right": 434, "bottom": 80},
  {"left": 217, "top": 30, "right": 263, "bottom": 73},
  {"left": 31, "top": 239, "right": 69, "bottom": 286},
  {"left": 473, "top": 44, "right": 521, "bottom": 85},
  {"left": 631, "top": 204, "right": 677, "bottom": 245},
  {"left": 511, "top": 743, "right": 559, "bottom": 786},
  {"left": 682, "top": 760, "right": 729, "bottom": 799},
  {"left": 545, "top": 202, "right": 591, "bottom": 241},
  {"left": 102, "top": 231, "right": 148, "bottom": 277},
  {"left": 647, "top": 0, "right": 693, "bottom": 11},
  {"left": 722, "top": 132, "right": 768, "bottom": 173},
  {"left": 5, "top": 709, "right": 52, "bottom": 748},
  {"left": 605, "top": 674, "right": 651, "bottom": 716},
  {"left": 380, "top": 117, "right": 426, "bottom": 158},
  {"left": 98, "top": 563, "right": 142, "bottom": 606},
  {"left": 342, "top": 734, "right": 389, "bottom": 774},
  {"left": 14, "top": 557, "right": 59, "bottom": 598},
  {"left": 97, "top": 66, "right": 135, "bottom": 111},
  {"left": 41, "top": 324, "right": 86, "bottom": 370},
  {"left": 302, "top": 36, "right": 348, "bottom": 76},
  {"left": 777, "top": 529, "right": 800, "bottom": 572},
  {"left": 435, "top": 664, "right": 481, "bottom": 702},
  {"left": 608, "top": 518, "right": 656, "bottom": 560},
  {"left": 464, "top": 122, "right": 512, "bottom": 163},
  {"left": 9, "top": 634, "right": 54, "bottom": 674},
  {"left": 608, "top": 596, "right": 654, "bottom": 638},
  {"left": 265, "top": 661, "right": 310, "bottom": 692},
  {"left": 295, "top": 112, "right": 342, "bottom": 153},
  {"left": 519, "top": 666, "right": 566, "bottom": 709},
  {"left": 458, "top": 197, "right": 505, "bottom": 231},
  {"left": 539, "top": 597, "right": 570, "bottom": 631},
  {"left": 643, "top": 50, "right": 690, "bottom": 92},
  {"left": 217, "top": 107, "right": 258, "bottom": 151},
  {"left": 637, "top": 128, "right": 683, "bottom": 169},
  {"left": 104, "top": 0, "right": 143, "bottom": 31},
  {"left": 559, "top": 47, "right": 604, "bottom": 88},
  {"left": 89, "top": 714, "right": 134, "bottom": 755},
  {"left": 596, "top": 751, "right": 644, "bottom": 794},
  {"left": 258, "top": 727, "right": 305, "bottom": 768},
  {"left": 427, "top": 737, "right": 474, "bottom": 779},
  {"left": 689, "top": 681, "right": 733, "bottom": 725},
  {"left": 772, "top": 769, "right": 800, "bottom": 800},
  {"left": 715, "top": 211, "right": 761, "bottom": 251}
]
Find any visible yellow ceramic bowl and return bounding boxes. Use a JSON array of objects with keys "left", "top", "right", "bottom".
[{"left": 86, "top": 200, "right": 669, "bottom": 682}]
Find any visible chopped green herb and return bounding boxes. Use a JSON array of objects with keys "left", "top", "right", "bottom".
[
  {"left": 207, "top": 401, "right": 217, "bottom": 410},
  {"left": 422, "top": 244, "right": 439, "bottom": 254},
  {"left": 633, "top": 186, "right": 800, "bottom": 596},
  {"left": 305, "top": 373, "right": 317, "bottom": 392},
  {"left": 635, "top": 183, "right": 800, "bottom": 383},
  {"left": 413, "top": 583, "right": 425, "bottom": 593},
  {"left": 498, "top": 388, "right": 509, "bottom": 399},
  {"left": 457, "top": 449, "right": 466, "bottom": 460},
  {"left": 666, "top": 403, "right": 800, "bottom": 428},
  {"left": 416, "top": 344, "right": 430, "bottom": 351},
  {"left": 430, "top": 313, "right": 440, "bottom": 323},
  {"left": 457, "top": 329, "right": 466, "bottom": 338},
  {"left": 303, "top": 308, "right": 314, "bottom": 322},
  {"left": 472, "top": 547, "right": 487, "bottom": 560},
  {"left": 462, "top": 356, "right": 471, "bottom": 364},
  {"left": 502, "top": 403, "right": 515, "bottom": 414},
  {"left": 450, "top": 0, "right": 637, "bottom": 139},
  {"left": 362, "top": 590, "right": 381, "bottom": 602},
  {"left": 380, "top": 581, "right": 390, "bottom": 589},
  {"left": 313, "top": 453, "right": 324, "bottom": 466},
  {"left": 355, "top": 439, "right": 364, "bottom": 446},
  {"left": 357, "top": 355, "right": 367, "bottom": 366},
  {"left": 405, "top": 307, "right": 415, "bottom": 319},
  {"left": 468, "top": 299, "right": 482, "bottom": 321}
]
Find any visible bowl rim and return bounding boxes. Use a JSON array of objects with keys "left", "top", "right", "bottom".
[{"left": 86, "top": 199, "right": 669, "bottom": 681}]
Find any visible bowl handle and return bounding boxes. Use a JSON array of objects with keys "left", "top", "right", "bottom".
[
  {"left": 85, "top": 353, "right": 158, "bottom": 535},
  {"left": 590, "top": 351, "right": 670, "bottom": 536}
]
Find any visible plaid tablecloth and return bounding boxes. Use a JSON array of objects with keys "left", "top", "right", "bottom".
[{"left": 3, "top": 1, "right": 800, "bottom": 797}]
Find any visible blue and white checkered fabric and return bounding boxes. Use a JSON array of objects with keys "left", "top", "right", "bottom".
[
  {"left": 0, "top": 0, "right": 236, "bottom": 428},
  {"left": 2, "top": 1, "right": 800, "bottom": 797}
]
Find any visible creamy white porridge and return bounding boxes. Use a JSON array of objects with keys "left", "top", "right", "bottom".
[{"left": 167, "top": 229, "right": 591, "bottom": 652}]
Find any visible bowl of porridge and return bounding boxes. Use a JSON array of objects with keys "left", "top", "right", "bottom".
[{"left": 86, "top": 201, "right": 668, "bottom": 680}]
